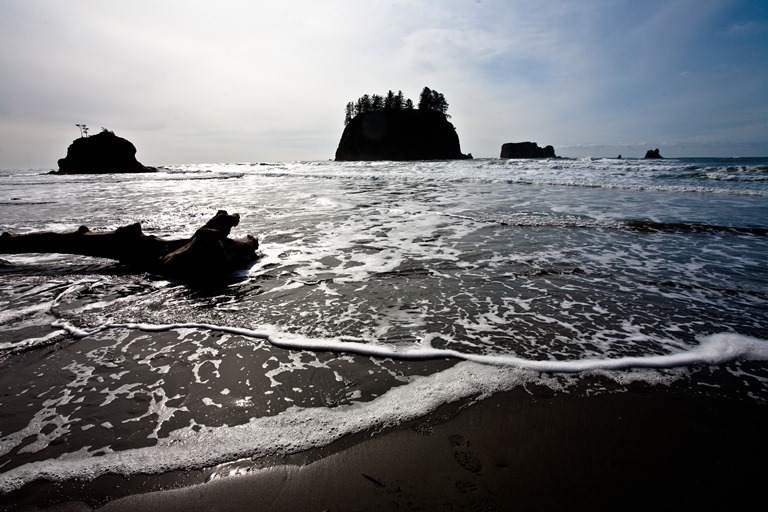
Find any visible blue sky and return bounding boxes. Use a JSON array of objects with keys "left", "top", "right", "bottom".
[{"left": 0, "top": 0, "right": 766, "bottom": 168}]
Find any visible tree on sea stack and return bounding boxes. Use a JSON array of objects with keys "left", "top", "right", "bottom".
[
  {"left": 335, "top": 86, "right": 470, "bottom": 161},
  {"left": 343, "top": 86, "right": 444, "bottom": 125},
  {"left": 417, "top": 87, "right": 449, "bottom": 116},
  {"left": 344, "top": 102, "right": 355, "bottom": 125},
  {"left": 56, "top": 128, "right": 155, "bottom": 174}
]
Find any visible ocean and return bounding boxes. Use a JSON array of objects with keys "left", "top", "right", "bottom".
[{"left": 1, "top": 157, "right": 767, "bottom": 501}]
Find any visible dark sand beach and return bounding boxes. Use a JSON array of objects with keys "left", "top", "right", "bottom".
[
  {"left": 5, "top": 380, "right": 767, "bottom": 512},
  {"left": 2, "top": 158, "right": 767, "bottom": 511}
]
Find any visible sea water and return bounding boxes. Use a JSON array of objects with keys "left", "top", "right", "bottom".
[{"left": 1, "top": 157, "right": 767, "bottom": 493}]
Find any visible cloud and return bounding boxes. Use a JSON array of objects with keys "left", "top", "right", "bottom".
[
  {"left": 0, "top": 0, "right": 766, "bottom": 167},
  {"left": 726, "top": 21, "right": 766, "bottom": 35}
]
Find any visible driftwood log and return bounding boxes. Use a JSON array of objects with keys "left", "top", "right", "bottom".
[{"left": 0, "top": 210, "right": 260, "bottom": 280}]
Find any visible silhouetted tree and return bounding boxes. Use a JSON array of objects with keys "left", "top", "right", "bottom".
[
  {"left": 418, "top": 87, "right": 433, "bottom": 110},
  {"left": 418, "top": 87, "right": 449, "bottom": 115},
  {"left": 371, "top": 94, "right": 384, "bottom": 111},
  {"left": 395, "top": 90, "right": 405, "bottom": 110},
  {"left": 344, "top": 102, "right": 355, "bottom": 125},
  {"left": 343, "top": 86, "right": 447, "bottom": 124},
  {"left": 356, "top": 94, "right": 372, "bottom": 115},
  {"left": 433, "top": 91, "right": 448, "bottom": 114},
  {"left": 384, "top": 90, "right": 396, "bottom": 110}
]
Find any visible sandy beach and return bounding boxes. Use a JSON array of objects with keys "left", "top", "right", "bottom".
[
  {"left": 4, "top": 379, "right": 766, "bottom": 512},
  {"left": 2, "top": 158, "right": 767, "bottom": 512}
]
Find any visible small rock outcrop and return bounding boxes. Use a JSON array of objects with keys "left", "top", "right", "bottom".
[
  {"left": 644, "top": 148, "right": 663, "bottom": 159},
  {"left": 500, "top": 142, "right": 558, "bottom": 159},
  {"left": 335, "top": 110, "right": 471, "bottom": 161},
  {"left": 56, "top": 130, "right": 155, "bottom": 174}
]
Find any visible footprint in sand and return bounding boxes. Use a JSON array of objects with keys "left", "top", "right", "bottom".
[
  {"left": 413, "top": 422, "right": 433, "bottom": 436},
  {"left": 455, "top": 480, "right": 479, "bottom": 495},
  {"left": 448, "top": 434, "right": 483, "bottom": 473},
  {"left": 448, "top": 434, "right": 470, "bottom": 448}
]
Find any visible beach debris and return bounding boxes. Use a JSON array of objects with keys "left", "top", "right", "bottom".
[
  {"left": 0, "top": 210, "right": 260, "bottom": 280},
  {"left": 361, "top": 473, "right": 386, "bottom": 488}
]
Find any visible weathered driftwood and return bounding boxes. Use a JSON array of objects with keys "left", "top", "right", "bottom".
[{"left": 0, "top": 210, "right": 260, "bottom": 279}]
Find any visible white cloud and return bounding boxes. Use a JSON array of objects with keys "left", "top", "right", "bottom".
[{"left": 0, "top": 0, "right": 766, "bottom": 168}]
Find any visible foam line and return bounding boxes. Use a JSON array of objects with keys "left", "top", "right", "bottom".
[
  {"left": 0, "top": 329, "right": 66, "bottom": 351},
  {"left": 0, "top": 361, "right": 549, "bottom": 493},
  {"left": 2, "top": 329, "right": 765, "bottom": 494},
  {"left": 51, "top": 320, "right": 768, "bottom": 372}
]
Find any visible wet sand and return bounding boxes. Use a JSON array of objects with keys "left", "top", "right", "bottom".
[{"left": 6, "top": 384, "right": 767, "bottom": 512}]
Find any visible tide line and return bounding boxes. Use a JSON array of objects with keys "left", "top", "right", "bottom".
[{"left": 50, "top": 320, "right": 768, "bottom": 373}]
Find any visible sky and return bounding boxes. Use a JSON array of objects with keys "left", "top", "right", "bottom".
[{"left": 0, "top": 0, "right": 766, "bottom": 168}]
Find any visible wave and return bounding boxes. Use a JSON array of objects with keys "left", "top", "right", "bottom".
[
  {"left": 232, "top": 171, "right": 768, "bottom": 196},
  {"left": 236, "top": 165, "right": 768, "bottom": 196},
  {"left": 49, "top": 320, "right": 768, "bottom": 372},
  {"left": 0, "top": 359, "right": 537, "bottom": 493},
  {"left": 0, "top": 320, "right": 764, "bottom": 494},
  {"left": 624, "top": 219, "right": 768, "bottom": 235},
  {"left": 445, "top": 212, "right": 768, "bottom": 235},
  {"left": 4, "top": 160, "right": 768, "bottom": 196}
]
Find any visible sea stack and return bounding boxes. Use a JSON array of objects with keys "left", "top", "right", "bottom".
[
  {"left": 500, "top": 142, "right": 558, "bottom": 159},
  {"left": 56, "top": 129, "right": 155, "bottom": 174},
  {"left": 644, "top": 148, "right": 663, "bottom": 159},
  {"left": 335, "top": 110, "right": 471, "bottom": 161}
]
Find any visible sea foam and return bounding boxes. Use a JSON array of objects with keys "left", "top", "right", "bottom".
[
  {"left": 2, "top": 328, "right": 765, "bottom": 493},
  {"left": 52, "top": 320, "right": 768, "bottom": 372}
]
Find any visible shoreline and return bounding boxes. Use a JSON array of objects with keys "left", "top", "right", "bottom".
[{"left": 5, "top": 384, "right": 767, "bottom": 512}]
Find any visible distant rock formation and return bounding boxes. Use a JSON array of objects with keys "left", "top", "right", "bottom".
[
  {"left": 56, "top": 130, "right": 155, "bottom": 174},
  {"left": 500, "top": 142, "right": 558, "bottom": 159},
  {"left": 335, "top": 110, "right": 471, "bottom": 161},
  {"left": 644, "top": 148, "right": 663, "bottom": 159}
]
